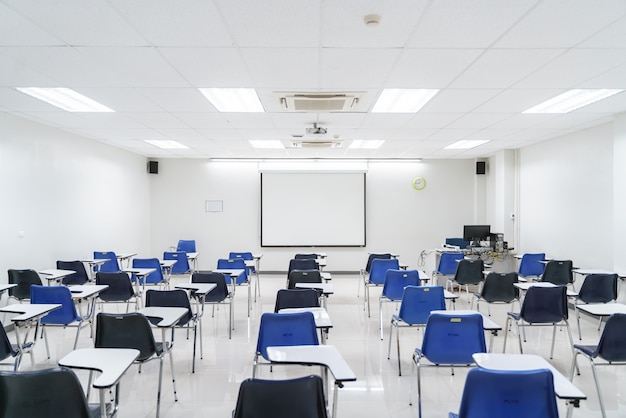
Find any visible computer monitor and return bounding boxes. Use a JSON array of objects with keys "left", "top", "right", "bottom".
[{"left": 463, "top": 225, "right": 491, "bottom": 244}]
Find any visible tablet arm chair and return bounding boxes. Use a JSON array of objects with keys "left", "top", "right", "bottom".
[
  {"left": 0, "top": 367, "right": 101, "bottom": 418},
  {"left": 95, "top": 312, "right": 178, "bottom": 418},
  {"left": 229, "top": 252, "right": 258, "bottom": 299},
  {"left": 517, "top": 253, "right": 545, "bottom": 281},
  {"left": 364, "top": 258, "right": 400, "bottom": 318},
  {"left": 93, "top": 251, "right": 122, "bottom": 273},
  {"left": 217, "top": 258, "right": 251, "bottom": 316},
  {"left": 379, "top": 269, "right": 420, "bottom": 340},
  {"left": 572, "top": 273, "right": 618, "bottom": 340},
  {"left": 192, "top": 272, "right": 234, "bottom": 339},
  {"left": 176, "top": 239, "right": 196, "bottom": 253},
  {"left": 359, "top": 253, "right": 392, "bottom": 297},
  {"left": 274, "top": 289, "right": 320, "bottom": 313},
  {"left": 95, "top": 271, "right": 140, "bottom": 312},
  {"left": 163, "top": 251, "right": 191, "bottom": 276},
  {"left": 540, "top": 260, "right": 574, "bottom": 287},
  {"left": 7, "top": 268, "right": 42, "bottom": 302},
  {"left": 56, "top": 260, "right": 90, "bottom": 285},
  {"left": 449, "top": 368, "right": 558, "bottom": 418},
  {"left": 132, "top": 258, "right": 169, "bottom": 289},
  {"left": 233, "top": 375, "right": 328, "bottom": 418},
  {"left": 0, "top": 320, "right": 31, "bottom": 371},
  {"left": 288, "top": 269, "right": 322, "bottom": 290},
  {"left": 447, "top": 259, "right": 484, "bottom": 303},
  {"left": 473, "top": 272, "right": 519, "bottom": 316},
  {"left": 432, "top": 252, "right": 463, "bottom": 287}
]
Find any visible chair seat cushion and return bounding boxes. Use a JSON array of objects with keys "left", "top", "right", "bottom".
[{"left": 573, "top": 344, "right": 598, "bottom": 357}]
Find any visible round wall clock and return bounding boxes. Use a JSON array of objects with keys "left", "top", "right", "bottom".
[{"left": 412, "top": 176, "right": 426, "bottom": 190}]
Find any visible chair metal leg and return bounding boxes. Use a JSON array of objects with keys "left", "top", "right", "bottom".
[
  {"left": 417, "top": 361, "right": 423, "bottom": 418},
  {"left": 192, "top": 323, "right": 198, "bottom": 373},
  {"left": 168, "top": 349, "right": 178, "bottom": 401},
  {"left": 387, "top": 320, "right": 394, "bottom": 360},
  {"left": 589, "top": 361, "right": 607, "bottom": 418},
  {"left": 396, "top": 323, "right": 402, "bottom": 376},
  {"left": 379, "top": 299, "right": 384, "bottom": 340},
  {"left": 156, "top": 358, "right": 163, "bottom": 418},
  {"left": 503, "top": 317, "right": 510, "bottom": 352},
  {"left": 42, "top": 327, "right": 51, "bottom": 359}
]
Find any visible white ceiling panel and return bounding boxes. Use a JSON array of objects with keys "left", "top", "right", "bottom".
[
  {"left": 160, "top": 48, "right": 252, "bottom": 87},
  {"left": 137, "top": 88, "right": 216, "bottom": 113},
  {"left": 421, "top": 89, "right": 502, "bottom": 113},
  {"left": 0, "top": 2, "right": 62, "bottom": 46},
  {"left": 241, "top": 48, "right": 319, "bottom": 89},
  {"left": 319, "top": 48, "right": 401, "bottom": 89}
]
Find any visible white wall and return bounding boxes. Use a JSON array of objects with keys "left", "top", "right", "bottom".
[
  {"left": 149, "top": 159, "right": 479, "bottom": 272},
  {"left": 0, "top": 113, "right": 151, "bottom": 276}
]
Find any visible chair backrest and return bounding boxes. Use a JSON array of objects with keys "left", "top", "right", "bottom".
[
  {"left": 480, "top": 272, "right": 519, "bottom": 303},
  {"left": 541, "top": 260, "right": 573, "bottom": 285},
  {"left": 230, "top": 252, "right": 253, "bottom": 260},
  {"left": 217, "top": 258, "right": 248, "bottom": 284},
  {"left": 163, "top": 251, "right": 191, "bottom": 274},
  {"left": 93, "top": 251, "right": 121, "bottom": 273},
  {"left": 294, "top": 253, "right": 318, "bottom": 260},
  {"left": 596, "top": 313, "right": 626, "bottom": 362},
  {"left": 445, "top": 238, "right": 470, "bottom": 249},
  {"left": 397, "top": 285, "right": 446, "bottom": 325},
  {"left": 0, "top": 321, "right": 17, "bottom": 362},
  {"left": 577, "top": 274, "right": 618, "bottom": 304},
  {"left": 453, "top": 259, "right": 485, "bottom": 285},
  {"left": 365, "top": 253, "right": 392, "bottom": 273},
  {"left": 7, "top": 269, "right": 42, "bottom": 300},
  {"left": 233, "top": 375, "right": 328, "bottom": 418},
  {"left": 455, "top": 368, "right": 558, "bottom": 418},
  {"left": 368, "top": 258, "right": 400, "bottom": 285},
  {"left": 95, "top": 312, "right": 157, "bottom": 362},
  {"left": 255, "top": 312, "right": 319, "bottom": 360},
  {"left": 132, "top": 258, "right": 165, "bottom": 284},
  {"left": 381, "top": 269, "right": 420, "bottom": 301},
  {"left": 288, "top": 269, "right": 322, "bottom": 289},
  {"left": 0, "top": 367, "right": 93, "bottom": 418},
  {"left": 274, "top": 289, "right": 320, "bottom": 313},
  {"left": 95, "top": 271, "right": 135, "bottom": 301},
  {"left": 288, "top": 259, "right": 318, "bottom": 274},
  {"left": 520, "top": 286, "right": 568, "bottom": 323},
  {"left": 517, "top": 253, "right": 546, "bottom": 277},
  {"left": 436, "top": 252, "right": 464, "bottom": 275},
  {"left": 192, "top": 272, "right": 229, "bottom": 302},
  {"left": 176, "top": 239, "right": 196, "bottom": 253},
  {"left": 55, "top": 260, "right": 89, "bottom": 285},
  {"left": 30, "top": 285, "right": 79, "bottom": 325},
  {"left": 420, "top": 312, "right": 486, "bottom": 364},
  {"left": 145, "top": 289, "right": 193, "bottom": 326}
]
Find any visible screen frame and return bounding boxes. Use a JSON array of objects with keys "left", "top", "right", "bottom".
[{"left": 462, "top": 224, "right": 491, "bottom": 242}]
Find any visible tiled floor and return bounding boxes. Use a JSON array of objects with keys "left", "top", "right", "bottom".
[{"left": 10, "top": 274, "right": 626, "bottom": 417}]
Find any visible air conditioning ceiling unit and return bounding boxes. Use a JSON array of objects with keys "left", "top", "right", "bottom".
[
  {"left": 278, "top": 92, "right": 363, "bottom": 112},
  {"left": 289, "top": 141, "right": 343, "bottom": 149}
]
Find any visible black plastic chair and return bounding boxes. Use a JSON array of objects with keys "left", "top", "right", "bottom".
[
  {"left": 95, "top": 312, "right": 177, "bottom": 418},
  {"left": 145, "top": 289, "right": 199, "bottom": 373},
  {"left": 288, "top": 269, "right": 322, "bottom": 289},
  {"left": 95, "top": 271, "right": 140, "bottom": 312},
  {"left": 503, "top": 286, "right": 575, "bottom": 361},
  {"left": 570, "top": 313, "right": 626, "bottom": 418},
  {"left": 0, "top": 366, "right": 100, "bottom": 418},
  {"left": 447, "top": 258, "right": 484, "bottom": 302},
  {"left": 473, "top": 272, "right": 519, "bottom": 316},
  {"left": 0, "top": 320, "right": 27, "bottom": 371},
  {"left": 274, "top": 289, "right": 320, "bottom": 313},
  {"left": 233, "top": 375, "right": 328, "bottom": 418},
  {"left": 573, "top": 273, "right": 618, "bottom": 340},
  {"left": 288, "top": 259, "right": 318, "bottom": 276},
  {"left": 7, "top": 269, "right": 42, "bottom": 302},
  {"left": 192, "top": 272, "right": 234, "bottom": 339},
  {"left": 55, "top": 260, "right": 90, "bottom": 285},
  {"left": 541, "top": 260, "right": 573, "bottom": 286}
]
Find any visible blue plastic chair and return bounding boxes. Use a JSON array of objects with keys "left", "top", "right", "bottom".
[
  {"left": 379, "top": 269, "right": 421, "bottom": 340},
  {"left": 252, "top": 312, "right": 319, "bottom": 377},
  {"left": 229, "top": 252, "right": 258, "bottom": 300},
  {"left": 93, "top": 251, "right": 121, "bottom": 273},
  {"left": 388, "top": 285, "right": 446, "bottom": 375},
  {"left": 570, "top": 313, "right": 626, "bottom": 418},
  {"left": 432, "top": 252, "right": 463, "bottom": 286},
  {"left": 176, "top": 239, "right": 196, "bottom": 253},
  {"left": 517, "top": 253, "right": 545, "bottom": 280},
  {"left": 573, "top": 273, "right": 618, "bottom": 340},
  {"left": 503, "top": 286, "right": 574, "bottom": 361},
  {"left": 359, "top": 253, "right": 392, "bottom": 297},
  {"left": 217, "top": 258, "right": 251, "bottom": 316},
  {"left": 55, "top": 260, "right": 90, "bottom": 285},
  {"left": 163, "top": 251, "right": 191, "bottom": 275},
  {"left": 30, "top": 285, "right": 88, "bottom": 358},
  {"left": 132, "top": 258, "right": 168, "bottom": 288},
  {"left": 450, "top": 368, "right": 558, "bottom": 418},
  {"left": 410, "top": 312, "right": 487, "bottom": 417},
  {"left": 364, "top": 258, "right": 400, "bottom": 317}
]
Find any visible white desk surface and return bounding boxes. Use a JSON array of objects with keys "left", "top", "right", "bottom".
[
  {"left": 123, "top": 267, "right": 156, "bottom": 276},
  {"left": 572, "top": 268, "right": 615, "bottom": 276},
  {"left": 116, "top": 253, "right": 136, "bottom": 260},
  {"left": 186, "top": 252, "right": 199, "bottom": 259},
  {"left": 81, "top": 258, "right": 108, "bottom": 266},
  {"left": 244, "top": 260, "right": 255, "bottom": 267},
  {"left": 266, "top": 345, "right": 356, "bottom": 382},
  {"left": 321, "top": 272, "right": 332, "bottom": 281},
  {"left": 444, "top": 290, "right": 459, "bottom": 300},
  {"left": 0, "top": 284, "right": 17, "bottom": 293},
  {"left": 175, "top": 282, "right": 217, "bottom": 296},
  {"left": 138, "top": 306, "right": 188, "bottom": 327},
  {"left": 576, "top": 303, "right": 626, "bottom": 317},
  {"left": 514, "top": 282, "right": 576, "bottom": 297},
  {"left": 39, "top": 269, "right": 76, "bottom": 281},
  {"left": 160, "top": 259, "right": 178, "bottom": 268},
  {"left": 0, "top": 303, "right": 61, "bottom": 321},
  {"left": 213, "top": 268, "right": 246, "bottom": 277},
  {"left": 279, "top": 307, "right": 332, "bottom": 329},
  {"left": 68, "top": 284, "right": 109, "bottom": 299},
  {"left": 431, "top": 310, "right": 501, "bottom": 331},
  {"left": 253, "top": 254, "right": 263, "bottom": 260},
  {"left": 295, "top": 282, "right": 334, "bottom": 295},
  {"left": 473, "top": 353, "right": 586, "bottom": 401},
  {"left": 59, "top": 348, "right": 139, "bottom": 389}
]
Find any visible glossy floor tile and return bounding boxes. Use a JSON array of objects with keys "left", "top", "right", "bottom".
[{"left": 10, "top": 274, "right": 626, "bottom": 417}]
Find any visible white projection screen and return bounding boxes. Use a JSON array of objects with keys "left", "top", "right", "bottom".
[{"left": 261, "top": 172, "right": 366, "bottom": 247}]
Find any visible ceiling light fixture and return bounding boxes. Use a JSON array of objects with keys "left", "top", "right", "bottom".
[
  {"left": 15, "top": 87, "right": 114, "bottom": 112},
  {"left": 249, "top": 140, "right": 285, "bottom": 149},
  {"left": 445, "top": 139, "right": 489, "bottom": 150},
  {"left": 349, "top": 140, "right": 385, "bottom": 149},
  {"left": 199, "top": 88, "right": 264, "bottom": 112},
  {"left": 144, "top": 140, "right": 188, "bottom": 149},
  {"left": 523, "top": 89, "right": 624, "bottom": 114},
  {"left": 372, "top": 89, "right": 439, "bottom": 113}
]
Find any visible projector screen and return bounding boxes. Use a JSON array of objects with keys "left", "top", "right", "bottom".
[{"left": 261, "top": 172, "right": 366, "bottom": 247}]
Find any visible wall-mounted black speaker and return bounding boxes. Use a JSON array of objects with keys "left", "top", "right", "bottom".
[
  {"left": 148, "top": 161, "right": 158, "bottom": 174},
  {"left": 476, "top": 161, "right": 486, "bottom": 175}
]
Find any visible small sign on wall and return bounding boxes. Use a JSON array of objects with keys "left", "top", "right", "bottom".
[{"left": 205, "top": 200, "right": 223, "bottom": 212}]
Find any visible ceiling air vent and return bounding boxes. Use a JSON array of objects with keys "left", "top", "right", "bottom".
[
  {"left": 278, "top": 92, "right": 363, "bottom": 112},
  {"left": 289, "top": 141, "right": 343, "bottom": 149}
]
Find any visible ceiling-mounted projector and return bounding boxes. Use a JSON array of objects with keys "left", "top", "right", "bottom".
[{"left": 305, "top": 124, "right": 327, "bottom": 136}]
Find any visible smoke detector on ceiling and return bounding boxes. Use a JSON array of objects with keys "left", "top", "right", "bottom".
[{"left": 364, "top": 14, "right": 381, "bottom": 27}]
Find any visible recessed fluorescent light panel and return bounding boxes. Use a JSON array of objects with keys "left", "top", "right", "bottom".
[
  {"left": 144, "top": 140, "right": 188, "bottom": 149},
  {"left": 349, "top": 140, "right": 385, "bottom": 149},
  {"left": 372, "top": 89, "right": 439, "bottom": 113},
  {"left": 445, "top": 140, "right": 489, "bottom": 150},
  {"left": 15, "top": 87, "right": 114, "bottom": 112},
  {"left": 199, "top": 88, "right": 264, "bottom": 112},
  {"left": 249, "top": 140, "right": 284, "bottom": 149},
  {"left": 523, "top": 89, "right": 624, "bottom": 114}
]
